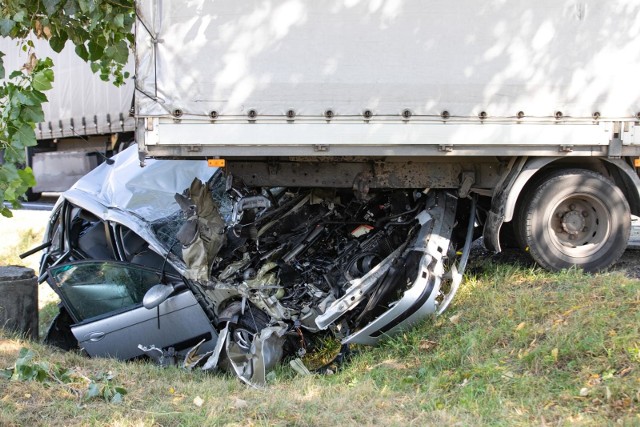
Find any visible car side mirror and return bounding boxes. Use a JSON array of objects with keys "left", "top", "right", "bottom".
[{"left": 143, "top": 284, "right": 175, "bottom": 309}]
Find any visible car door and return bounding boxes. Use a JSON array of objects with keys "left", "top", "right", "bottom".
[{"left": 47, "top": 260, "right": 218, "bottom": 360}]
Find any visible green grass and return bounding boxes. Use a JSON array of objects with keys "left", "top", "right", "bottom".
[
  {"left": 0, "top": 226, "right": 43, "bottom": 271},
  {"left": 1, "top": 260, "right": 638, "bottom": 426}
]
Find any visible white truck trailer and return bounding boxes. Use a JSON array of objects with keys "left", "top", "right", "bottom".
[
  {"left": 134, "top": 0, "right": 640, "bottom": 273},
  {"left": 0, "top": 37, "right": 135, "bottom": 200}
]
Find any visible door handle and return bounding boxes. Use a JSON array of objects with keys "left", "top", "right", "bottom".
[{"left": 87, "top": 331, "right": 106, "bottom": 342}]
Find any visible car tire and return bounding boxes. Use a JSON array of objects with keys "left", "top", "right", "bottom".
[
  {"left": 44, "top": 307, "right": 78, "bottom": 351},
  {"left": 219, "top": 305, "right": 270, "bottom": 371},
  {"left": 517, "top": 169, "right": 630, "bottom": 272}
]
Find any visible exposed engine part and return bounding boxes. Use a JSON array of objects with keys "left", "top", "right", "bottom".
[
  {"left": 170, "top": 174, "right": 477, "bottom": 384},
  {"left": 231, "top": 195, "right": 272, "bottom": 225}
]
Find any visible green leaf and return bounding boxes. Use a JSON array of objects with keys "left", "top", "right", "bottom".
[
  {"left": 113, "top": 40, "right": 129, "bottom": 64},
  {"left": 0, "top": 368, "right": 12, "bottom": 379},
  {"left": 49, "top": 35, "right": 67, "bottom": 53},
  {"left": 10, "top": 123, "right": 37, "bottom": 149},
  {"left": 0, "top": 55, "right": 4, "bottom": 79},
  {"left": 113, "top": 14, "right": 124, "bottom": 28},
  {"left": 34, "top": 366, "right": 48, "bottom": 383},
  {"left": 102, "top": 386, "right": 112, "bottom": 400},
  {"left": 17, "top": 168, "right": 36, "bottom": 187},
  {"left": 15, "top": 90, "right": 48, "bottom": 106},
  {"left": 38, "top": 57, "right": 54, "bottom": 70},
  {"left": 21, "top": 105, "right": 45, "bottom": 123},
  {"left": 78, "top": 0, "right": 92, "bottom": 13},
  {"left": 1, "top": 207, "right": 13, "bottom": 218},
  {"left": 12, "top": 11, "right": 26, "bottom": 23},
  {"left": 16, "top": 348, "right": 35, "bottom": 366},
  {"left": 9, "top": 69, "right": 23, "bottom": 79},
  {"left": 111, "top": 392, "right": 123, "bottom": 403},
  {"left": 32, "top": 70, "right": 54, "bottom": 91},
  {"left": 87, "top": 40, "right": 104, "bottom": 60},
  {"left": 43, "top": 0, "right": 62, "bottom": 15},
  {"left": 74, "top": 43, "right": 89, "bottom": 61},
  {"left": 63, "top": 0, "right": 77, "bottom": 16},
  {"left": 85, "top": 382, "right": 101, "bottom": 400},
  {"left": 0, "top": 19, "right": 15, "bottom": 36}
]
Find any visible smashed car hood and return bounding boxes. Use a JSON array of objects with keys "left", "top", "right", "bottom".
[{"left": 69, "top": 146, "right": 214, "bottom": 222}]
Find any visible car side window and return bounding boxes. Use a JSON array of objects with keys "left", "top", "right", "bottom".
[{"left": 48, "top": 261, "right": 163, "bottom": 323}]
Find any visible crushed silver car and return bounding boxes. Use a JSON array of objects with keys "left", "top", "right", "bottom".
[{"left": 36, "top": 147, "right": 476, "bottom": 386}]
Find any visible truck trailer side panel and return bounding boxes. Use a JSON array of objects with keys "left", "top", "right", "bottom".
[{"left": 136, "top": 0, "right": 640, "bottom": 156}]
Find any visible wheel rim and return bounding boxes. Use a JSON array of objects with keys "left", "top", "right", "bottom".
[
  {"left": 231, "top": 328, "right": 255, "bottom": 351},
  {"left": 547, "top": 193, "right": 611, "bottom": 258}
]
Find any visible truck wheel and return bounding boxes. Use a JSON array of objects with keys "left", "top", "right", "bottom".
[{"left": 518, "top": 169, "right": 630, "bottom": 272}]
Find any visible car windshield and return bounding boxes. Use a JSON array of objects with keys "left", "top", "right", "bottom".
[{"left": 48, "top": 261, "right": 163, "bottom": 322}]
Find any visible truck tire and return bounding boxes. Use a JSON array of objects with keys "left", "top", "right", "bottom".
[{"left": 517, "top": 169, "right": 630, "bottom": 272}]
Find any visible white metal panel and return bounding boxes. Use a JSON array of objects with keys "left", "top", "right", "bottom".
[
  {"left": 146, "top": 121, "right": 611, "bottom": 151},
  {"left": 136, "top": 0, "right": 640, "bottom": 123},
  {"left": 0, "top": 38, "right": 134, "bottom": 139},
  {"left": 32, "top": 152, "right": 98, "bottom": 192}
]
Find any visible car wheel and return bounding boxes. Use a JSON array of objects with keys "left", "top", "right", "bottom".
[
  {"left": 44, "top": 307, "right": 78, "bottom": 351},
  {"left": 219, "top": 305, "right": 270, "bottom": 371},
  {"left": 517, "top": 169, "right": 630, "bottom": 272}
]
